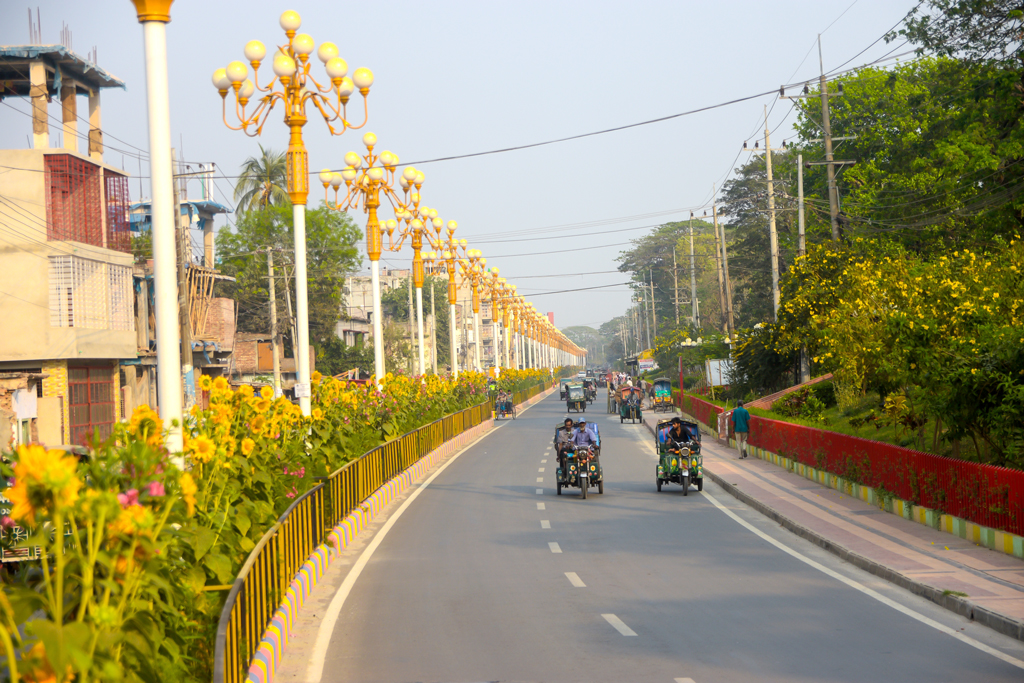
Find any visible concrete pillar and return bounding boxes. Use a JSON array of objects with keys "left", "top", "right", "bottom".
[
  {"left": 61, "top": 84, "right": 78, "bottom": 153},
  {"left": 30, "top": 62, "right": 48, "bottom": 149},
  {"left": 88, "top": 89, "right": 103, "bottom": 161}
]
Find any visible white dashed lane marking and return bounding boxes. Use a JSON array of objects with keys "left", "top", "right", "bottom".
[
  {"left": 537, "top": 502, "right": 545, "bottom": 510},
  {"left": 565, "top": 572, "right": 586, "bottom": 587},
  {"left": 602, "top": 613, "right": 637, "bottom": 636},
  {"left": 536, "top": 477, "right": 544, "bottom": 482},
  {"left": 548, "top": 542, "right": 562, "bottom": 553},
  {"left": 541, "top": 520, "right": 551, "bottom": 529}
]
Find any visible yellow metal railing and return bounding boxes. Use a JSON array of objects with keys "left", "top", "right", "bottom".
[{"left": 214, "top": 399, "right": 502, "bottom": 683}]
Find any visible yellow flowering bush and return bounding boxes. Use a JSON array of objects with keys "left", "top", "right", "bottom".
[{"left": 0, "top": 439, "right": 196, "bottom": 682}]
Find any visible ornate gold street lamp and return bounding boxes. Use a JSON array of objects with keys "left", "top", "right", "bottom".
[
  {"left": 212, "top": 9, "right": 373, "bottom": 413},
  {"left": 322, "top": 134, "right": 403, "bottom": 384}
]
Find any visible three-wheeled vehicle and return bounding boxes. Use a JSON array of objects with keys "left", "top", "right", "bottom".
[
  {"left": 559, "top": 378, "right": 573, "bottom": 400},
  {"left": 566, "top": 383, "right": 587, "bottom": 412},
  {"left": 655, "top": 418, "right": 704, "bottom": 495},
  {"left": 652, "top": 377, "right": 674, "bottom": 412},
  {"left": 494, "top": 392, "right": 516, "bottom": 419},
  {"left": 619, "top": 386, "right": 643, "bottom": 423},
  {"left": 583, "top": 378, "right": 597, "bottom": 404},
  {"left": 553, "top": 421, "right": 604, "bottom": 498}
]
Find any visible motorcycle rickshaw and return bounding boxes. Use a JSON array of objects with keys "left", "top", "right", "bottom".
[
  {"left": 652, "top": 377, "right": 674, "bottom": 412},
  {"left": 619, "top": 385, "right": 643, "bottom": 423},
  {"left": 566, "top": 383, "right": 587, "bottom": 413},
  {"left": 494, "top": 391, "right": 516, "bottom": 420},
  {"left": 559, "top": 378, "right": 573, "bottom": 400},
  {"left": 655, "top": 418, "right": 704, "bottom": 495},
  {"left": 553, "top": 421, "right": 604, "bottom": 498},
  {"left": 583, "top": 378, "right": 597, "bottom": 404}
]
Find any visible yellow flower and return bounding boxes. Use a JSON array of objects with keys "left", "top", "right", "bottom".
[
  {"left": 241, "top": 438, "right": 255, "bottom": 456},
  {"left": 188, "top": 435, "right": 216, "bottom": 463},
  {"left": 255, "top": 398, "right": 272, "bottom": 413},
  {"left": 6, "top": 444, "right": 82, "bottom": 527},
  {"left": 179, "top": 473, "right": 197, "bottom": 516},
  {"left": 213, "top": 376, "right": 229, "bottom": 392},
  {"left": 312, "top": 408, "right": 324, "bottom": 421},
  {"left": 239, "top": 384, "right": 255, "bottom": 399},
  {"left": 109, "top": 503, "right": 152, "bottom": 538},
  {"left": 198, "top": 374, "right": 213, "bottom": 392},
  {"left": 250, "top": 415, "right": 268, "bottom": 434},
  {"left": 260, "top": 386, "right": 274, "bottom": 400}
]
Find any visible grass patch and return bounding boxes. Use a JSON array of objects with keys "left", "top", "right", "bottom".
[{"left": 942, "top": 589, "right": 969, "bottom": 598}]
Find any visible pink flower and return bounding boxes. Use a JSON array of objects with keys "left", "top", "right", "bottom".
[
  {"left": 0, "top": 516, "right": 15, "bottom": 530},
  {"left": 147, "top": 481, "right": 166, "bottom": 497},
  {"left": 118, "top": 489, "right": 140, "bottom": 508}
]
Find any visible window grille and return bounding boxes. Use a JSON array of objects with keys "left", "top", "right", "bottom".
[
  {"left": 49, "top": 255, "right": 134, "bottom": 331},
  {"left": 45, "top": 154, "right": 102, "bottom": 247},
  {"left": 68, "top": 365, "right": 115, "bottom": 445},
  {"left": 104, "top": 172, "right": 131, "bottom": 253}
]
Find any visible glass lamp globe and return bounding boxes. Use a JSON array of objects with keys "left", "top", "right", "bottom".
[
  {"left": 317, "top": 41, "right": 339, "bottom": 64},
  {"left": 244, "top": 40, "right": 266, "bottom": 63},
  {"left": 279, "top": 10, "right": 301, "bottom": 31}
]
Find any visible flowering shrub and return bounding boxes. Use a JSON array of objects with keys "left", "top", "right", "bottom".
[{"left": 0, "top": 368, "right": 512, "bottom": 679}]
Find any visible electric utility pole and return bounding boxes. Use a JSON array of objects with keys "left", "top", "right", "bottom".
[
  {"left": 407, "top": 270, "right": 415, "bottom": 374},
  {"left": 649, "top": 268, "right": 656, "bottom": 340},
  {"left": 173, "top": 149, "right": 195, "bottom": 409},
  {"left": 688, "top": 213, "right": 698, "bottom": 327},
  {"left": 764, "top": 106, "right": 780, "bottom": 319},
  {"left": 714, "top": 197, "right": 735, "bottom": 336},
  {"left": 819, "top": 36, "right": 841, "bottom": 242},
  {"left": 672, "top": 248, "right": 680, "bottom": 326},
  {"left": 709, "top": 189, "right": 727, "bottom": 334},
  {"left": 267, "top": 250, "right": 282, "bottom": 397}
]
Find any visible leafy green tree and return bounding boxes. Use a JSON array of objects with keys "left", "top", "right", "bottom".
[
  {"left": 380, "top": 275, "right": 452, "bottom": 370},
  {"left": 215, "top": 204, "right": 362, "bottom": 352},
  {"left": 891, "top": 0, "right": 1024, "bottom": 65},
  {"left": 233, "top": 145, "right": 290, "bottom": 215}
]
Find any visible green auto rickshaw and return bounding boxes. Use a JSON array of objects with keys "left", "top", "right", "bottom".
[
  {"left": 619, "top": 385, "right": 642, "bottom": 423},
  {"left": 652, "top": 377, "right": 673, "bottom": 412},
  {"left": 566, "top": 383, "right": 587, "bottom": 413},
  {"left": 655, "top": 418, "right": 704, "bottom": 495}
]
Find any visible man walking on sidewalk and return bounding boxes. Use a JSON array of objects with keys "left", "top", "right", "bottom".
[{"left": 732, "top": 400, "right": 751, "bottom": 459}]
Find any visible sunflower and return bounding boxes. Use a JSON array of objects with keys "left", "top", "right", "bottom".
[
  {"left": 260, "top": 386, "right": 274, "bottom": 400},
  {"left": 312, "top": 408, "right": 324, "bottom": 421},
  {"left": 6, "top": 444, "right": 82, "bottom": 527},
  {"left": 240, "top": 438, "right": 256, "bottom": 456},
  {"left": 213, "top": 376, "right": 229, "bottom": 392},
  {"left": 179, "top": 473, "right": 197, "bottom": 516},
  {"left": 198, "top": 374, "right": 213, "bottom": 392},
  {"left": 250, "top": 415, "right": 268, "bottom": 434},
  {"left": 188, "top": 435, "right": 216, "bottom": 463},
  {"left": 238, "top": 384, "right": 255, "bottom": 399},
  {"left": 254, "top": 398, "right": 272, "bottom": 413}
]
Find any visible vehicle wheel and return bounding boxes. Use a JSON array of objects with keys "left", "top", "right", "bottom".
[
  {"left": 557, "top": 483, "right": 562, "bottom": 496},
  {"left": 657, "top": 479, "right": 662, "bottom": 492},
  {"left": 697, "top": 478, "right": 703, "bottom": 492},
  {"left": 598, "top": 479, "right": 604, "bottom": 494},
  {"left": 581, "top": 480, "right": 588, "bottom": 499},
  {"left": 682, "top": 477, "right": 689, "bottom": 496}
]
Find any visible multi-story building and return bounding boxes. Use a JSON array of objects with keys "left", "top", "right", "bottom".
[{"left": 0, "top": 45, "right": 134, "bottom": 447}]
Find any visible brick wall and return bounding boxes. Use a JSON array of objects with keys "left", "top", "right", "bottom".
[
  {"left": 41, "top": 359, "right": 68, "bottom": 442},
  {"left": 204, "top": 298, "right": 236, "bottom": 350}
]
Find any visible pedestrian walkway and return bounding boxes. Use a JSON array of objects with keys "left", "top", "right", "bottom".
[{"left": 642, "top": 409, "right": 1024, "bottom": 640}]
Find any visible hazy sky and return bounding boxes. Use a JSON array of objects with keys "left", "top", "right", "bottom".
[{"left": 0, "top": 0, "right": 916, "bottom": 329}]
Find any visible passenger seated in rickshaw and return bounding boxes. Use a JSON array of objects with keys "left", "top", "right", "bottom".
[{"left": 556, "top": 417, "right": 575, "bottom": 469}]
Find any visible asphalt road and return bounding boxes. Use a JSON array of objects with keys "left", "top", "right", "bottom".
[{"left": 318, "top": 391, "right": 1024, "bottom": 683}]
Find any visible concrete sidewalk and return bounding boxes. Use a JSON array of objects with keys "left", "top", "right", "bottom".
[{"left": 642, "top": 409, "right": 1024, "bottom": 641}]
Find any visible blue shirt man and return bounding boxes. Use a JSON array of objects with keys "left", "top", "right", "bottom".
[
  {"left": 731, "top": 401, "right": 751, "bottom": 459},
  {"left": 572, "top": 419, "right": 598, "bottom": 449}
]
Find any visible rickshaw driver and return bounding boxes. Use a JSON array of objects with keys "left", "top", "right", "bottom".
[
  {"left": 556, "top": 417, "right": 575, "bottom": 470},
  {"left": 659, "top": 417, "right": 690, "bottom": 448},
  {"left": 572, "top": 417, "right": 598, "bottom": 451}
]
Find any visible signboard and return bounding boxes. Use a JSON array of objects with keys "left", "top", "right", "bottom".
[
  {"left": 639, "top": 358, "right": 656, "bottom": 371},
  {"left": 705, "top": 358, "right": 733, "bottom": 386}
]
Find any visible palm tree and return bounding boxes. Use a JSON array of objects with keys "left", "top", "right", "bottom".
[{"left": 234, "top": 145, "right": 290, "bottom": 215}]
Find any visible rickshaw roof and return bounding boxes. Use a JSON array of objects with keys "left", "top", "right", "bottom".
[
  {"left": 653, "top": 377, "right": 672, "bottom": 384},
  {"left": 656, "top": 418, "right": 701, "bottom": 439},
  {"left": 619, "top": 385, "right": 641, "bottom": 396}
]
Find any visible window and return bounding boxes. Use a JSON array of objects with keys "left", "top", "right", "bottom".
[
  {"left": 45, "top": 154, "right": 102, "bottom": 247},
  {"left": 49, "top": 256, "right": 134, "bottom": 330},
  {"left": 68, "top": 365, "right": 115, "bottom": 445}
]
